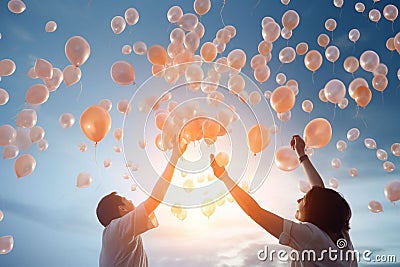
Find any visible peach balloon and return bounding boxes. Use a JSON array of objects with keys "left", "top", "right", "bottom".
[
  {"left": 133, "top": 41, "right": 147, "bottom": 55},
  {"left": 29, "top": 126, "right": 44, "bottom": 143},
  {"left": 348, "top": 29, "right": 360, "bottom": 43},
  {"left": 14, "top": 154, "right": 36, "bottom": 178},
  {"left": 155, "top": 112, "right": 168, "bottom": 130},
  {"left": 227, "top": 49, "right": 246, "bottom": 70},
  {"left": 304, "top": 50, "right": 322, "bottom": 72},
  {"left": 384, "top": 180, "right": 400, "bottom": 202},
  {"left": 303, "top": 118, "right": 332, "bottom": 148},
  {"left": 275, "top": 146, "right": 299, "bottom": 171},
  {"left": 353, "top": 86, "right": 372, "bottom": 107},
  {"left": 110, "top": 60, "right": 135, "bottom": 85},
  {"left": 99, "top": 99, "right": 112, "bottom": 111},
  {"left": 343, "top": 56, "right": 359, "bottom": 74},
  {"left": 147, "top": 45, "right": 167, "bottom": 66},
  {"left": 122, "top": 45, "right": 132, "bottom": 55},
  {"left": 355, "top": 2, "right": 365, "bottom": 13},
  {"left": 324, "top": 79, "right": 346, "bottom": 104},
  {"left": 170, "top": 28, "right": 185, "bottom": 44},
  {"left": 325, "top": 45, "right": 340, "bottom": 63},
  {"left": 194, "top": 0, "right": 211, "bottom": 16},
  {"left": 184, "top": 31, "right": 200, "bottom": 52},
  {"left": 76, "top": 172, "right": 92, "bottom": 188},
  {"left": 348, "top": 77, "right": 368, "bottom": 99},
  {"left": 0, "top": 124, "right": 16, "bottom": 146},
  {"left": 59, "top": 113, "right": 75, "bottom": 129},
  {"left": 34, "top": 58, "right": 53, "bottom": 79},
  {"left": 325, "top": 18, "right": 337, "bottom": 31},
  {"left": 117, "top": 99, "right": 131, "bottom": 114},
  {"left": 360, "top": 50, "right": 379, "bottom": 72},
  {"left": 270, "top": 86, "right": 295, "bottom": 113},
  {"left": 258, "top": 40, "right": 273, "bottom": 56},
  {"left": 152, "top": 65, "right": 164, "bottom": 78},
  {"left": 27, "top": 67, "right": 37, "bottom": 79},
  {"left": 200, "top": 42, "right": 217, "bottom": 62},
  {"left": 262, "top": 22, "right": 281, "bottom": 42},
  {"left": 124, "top": 8, "right": 139, "bottom": 26},
  {"left": 0, "top": 89, "right": 9, "bottom": 105},
  {"left": 395, "top": 32, "right": 400, "bottom": 54},
  {"left": 317, "top": 34, "right": 330, "bottom": 48},
  {"left": 44, "top": 68, "right": 63, "bottom": 91},
  {"left": 368, "top": 200, "right": 383, "bottom": 213},
  {"left": 177, "top": 13, "right": 199, "bottom": 31},
  {"left": 282, "top": 10, "right": 300, "bottom": 30},
  {"left": 25, "top": 84, "right": 49, "bottom": 105},
  {"left": 383, "top": 4, "right": 398, "bottom": 22},
  {"left": 63, "top": 65, "right": 81, "bottom": 86},
  {"left": 296, "top": 42, "right": 308, "bottom": 55},
  {"left": 302, "top": 100, "right": 313, "bottom": 113},
  {"left": 369, "top": 9, "right": 381, "bottom": 23},
  {"left": 167, "top": 6, "right": 183, "bottom": 23},
  {"left": 16, "top": 109, "right": 37, "bottom": 128},
  {"left": 215, "top": 152, "right": 229, "bottom": 167},
  {"left": 8, "top": 0, "right": 26, "bottom": 14},
  {"left": 202, "top": 119, "right": 220, "bottom": 141},
  {"left": 254, "top": 65, "right": 270, "bottom": 83},
  {"left": 3, "top": 145, "right": 19, "bottom": 159},
  {"left": 45, "top": 21, "right": 57, "bottom": 33},
  {"left": 372, "top": 74, "right": 388, "bottom": 92},
  {"left": 80, "top": 105, "right": 111, "bottom": 143},
  {"left": 65, "top": 36, "right": 90, "bottom": 67},
  {"left": 0, "top": 59, "right": 16, "bottom": 76},
  {"left": 247, "top": 124, "right": 270, "bottom": 154},
  {"left": 111, "top": 16, "right": 126, "bottom": 34}
]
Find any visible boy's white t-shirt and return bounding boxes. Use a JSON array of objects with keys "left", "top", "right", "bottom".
[
  {"left": 279, "top": 219, "right": 358, "bottom": 267},
  {"left": 99, "top": 203, "right": 158, "bottom": 267}
]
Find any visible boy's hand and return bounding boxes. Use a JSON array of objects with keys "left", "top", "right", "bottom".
[
  {"left": 290, "top": 135, "right": 306, "bottom": 157},
  {"left": 210, "top": 154, "right": 227, "bottom": 179},
  {"left": 171, "top": 136, "right": 187, "bottom": 162}
]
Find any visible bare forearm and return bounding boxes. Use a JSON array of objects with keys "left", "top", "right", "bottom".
[{"left": 300, "top": 156, "right": 325, "bottom": 188}]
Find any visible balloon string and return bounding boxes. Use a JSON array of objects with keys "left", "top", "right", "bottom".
[
  {"left": 251, "top": 0, "right": 260, "bottom": 16},
  {"left": 392, "top": 22, "right": 394, "bottom": 33},
  {"left": 360, "top": 110, "right": 368, "bottom": 129},
  {"left": 93, "top": 142, "right": 105, "bottom": 192},
  {"left": 311, "top": 72, "right": 315, "bottom": 86},
  {"left": 339, "top": 8, "right": 343, "bottom": 19},
  {"left": 220, "top": 2, "right": 226, "bottom": 27},
  {"left": 352, "top": 43, "right": 355, "bottom": 54},
  {"left": 77, "top": 80, "right": 83, "bottom": 102},
  {"left": 355, "top": 105, "right": 359, "bottom": 119},
  {"left": 381, "top": 92, "right": 384, "bottom": 105},
  {"left": 331, "top": 104, "right": 336, "bottom": 124},
  {"left": 332, "top": 62, "right": 335, "bottom": 75}
]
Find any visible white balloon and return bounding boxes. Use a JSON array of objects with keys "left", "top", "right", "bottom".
[{"left": 76, "top": 172, "right": 92, "bottom": 188}]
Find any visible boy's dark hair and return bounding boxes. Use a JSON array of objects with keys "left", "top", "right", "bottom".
[
  {"left": 303, "top": 186, "right": 351, "bottom": 233},
  {"left": 96, "top": 192, "right": 124, "bottom": 227}
]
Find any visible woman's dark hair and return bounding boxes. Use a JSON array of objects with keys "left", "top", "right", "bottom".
[
  {"left": 96, "top": 192, "right": 124, "bottom": 227},
  {"left": 303, "top": 186, "right": 351, "bottom": 233}
]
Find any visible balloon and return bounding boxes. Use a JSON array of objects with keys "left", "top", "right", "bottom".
[
  {"left": 348, "top": 29, "right": 360, "bottom": 43},
  {"left": 347, "top": 128, "right": 360, "bottom": 141},
  {"left": 200, "top": 42, "right": 217, "bottom": 62},
  {"left": 25, "top": 84, "right": 49, "bottom": 105},
  {"left": 133, "top": 41, "right": 147, "bottom": 55},
  {"left": 37, "top": 139, "right": 48, "bottom": 152},
  {"left": 202, "top": 119, "right": 220, "bottom": 141},
  {"left": 261, "top": 16, "right": 275, "bottom": 28},
  {"left": 299, "top": 180, "right": 311, "bottom": 193},
  {"left": 369, "top": 9, "right": 381, "bottom": 23},
  {"left": 29, "top": 126, "right": 44, "bottom": 143},
  {"left": 373, "top": 64, "right": 388, "bottom": 76},
  {"left": 364, "top": 138, "right": 377, "bottom": 149},
  {"left": 14, "top": 154, "right": 36, "bottom": 178},
  {"left": 333, "top": 0, "right": 343, "bottom": 8},
  {"left": 147, "top": 45, "right": 167, "bottom": 66},
  {"left": 76, "top": 172, "right": 92, "bottom": 188},
  {"left": 270, "top": 86, "right": 295, "bottom": 113},
  {"left": 386, "top": 38, "right": 395, "bottom": 51},
  {"left": 185, "top": 64, "right": 203, "bottom": 91},
  {"left": 319, "top": 89, "right": 328, "bottom": 103},
  {"left": 249, "top": 91, "right": 262, "bottom": 105},
  {"left": 167, "top": 6, "right": 183, "bottom": 23},
  {"left": 304, "top": 118, "right": 332, "bottom": 148},
  {"left": 80, "top": 105, "right": 111, "bottom": 143},
  {"left": 0, "top": 235, "right": 14, "bottom": 254},
  {"left": 383, "top": 161, "right": 395, "bottom": 173},
  {"left": 395, "top": 33, "right": 400, "bottom": 54},
  {"left": 122, "top": 45, "right": 132, "bottom": 55},
  {"left": 99, "top": 99, "right": 112, "bottom": 111},
  {"left": 111, "top": 16, "right": 126, "bottom": 34},
  {"left": 228, "top": 74, "right": 245, "bottom": 94},
  {"left": 372, "top": 74, "right": 388, "bottom": 92},
  {"left": 376, "top": 149, "right": 388, "bottom": 161},
  {"left": 336, "top": 140, "right": 347, "bottom": 152},
  {"left": 277, "top": 111, "right": 291, "bottom": 122},
  {"left": 14, "top": 128, "right": 31, "bottom": 151},
  {"left": 325, "top": 18, "right": 337, "bottom": 31},
  {"left": 117, "top": 99, "right": 131, "bottom": 114},
  {"left": 384, "top": 180, "right": 400, "bottom": 202},
  {"left": 331, "top": 158, "right": 341, "bottom": 169},
  {"left": 110, "top": 60, "right": 135, "bottom": 85},
  {"left": 368, "top": 200, "right": 383, "bottom": 213},
  {"left": 250, "top": 54, "right": 267, "bottom": 70},
  {"left": 274, "top": 146, "right": 299, "bottom": 171},
  {"left": 65, "top": 36, "right": 90, "bottom": 67},
  {"left": 343, "top": 56, "right": 359, "bottom": 74},
  {"left": 275, "top": 73, "right": 286, "bottom": 85},
  {"left": 103, "top": 158, "right": 112, "bottom": 168},
  {"left": 44, "top": 68, "right": 63, "bottom": 91},
  {"left": 281, "top": 27, "right": 292, "bottom": 40},
  {"left": 304, "top": 50, "right": 322, "bottom": 72},
  {"left": 8, "top": 0, "right": 25, "bottom": 14},
  {"left": 253, "top": 65, "right": 270, "bottom": 83},
  {"left": 281, "top": 0, "right": 291, "bottom": 5},
  {"left": 348, "top": 78, "right": 368, "bottom": 99},
  {"left": 224, "top": 25, "right": 237, "bottom": 38},
  {"left": 349, "top": 168, "right": 358, "bottom": 177},
  {"left": 391, "top": 143, "right": 400, "bottom": 156},
  {"left": 63, "top": 65, "right": 81, "bottom": 86},
  {"left": 383, "top": 4, "right": 398, "bottom": 22},
  {"left": 16, "top": 109, "right": 37, "bottom": 128},
  {"left": 27, "top": 67, "right": 38, "bottom": 79},
  {"left": 296, "top": 42, "right": 308, "bottom": 55},
  {"left": 264, "top": 90, "right": 272, "bottom": 99},
  {"left": 59, "top": 113, "right": 75, "bottom": 129},
  {"left": 282, "top": 10, "right": 300, "bottom": 30},
  {"left": 0, "top": 59, "right": 16, "bottom": 76},
  {"left": 258, "top": 40, "right": 273, "bottom": 56},
  {"left": 247, "top": 124, "right": 270, "bottom": 154},
  {"left": 324, "top": 79, "right": 346, "bottom": 104},
  {"left": 184, "top": 31, "right": 200, "bottom": 52},
  {"left": 0, "top": 124, "right": 17, "bottom": 146},
  {"left": 34, "top": 58, "right": 53, "bottom": 80},
  {"left": 325, "top": 45, "right": 340, "bottom": 63},
  {"left": 360, "top": 50, "right": 379, "bottom": 72},
  {"left": 215, "top": 152, "right": 229, "bottom": 167},
  {"left": 45, "top": 21, "right": 57, "bottom": 32},
  {"left": 194, "top": 0, "right": 211, "bottom": 16},
  {"left": 124, "top": 8, "right": 139, "bottom": 26},
  {"left": 3, "top": 145, "right": 19, "bottom": 159},
  {"left": 353, "top": 86, "right": 372, "bottom": 107},
  {"left": 262, "top": 22, "right": 281, "bottom": 42},
  {"left": 317, "top": 34, "right": 330, "bottom": 48},
  {"left": 302, "top": 100, "right": 313, "bottom": 113},
  {"left": 279, "top": 47, "right": 296, "bottom": 64},
  {"left": 177, "top": 13, "right": 199, "bottom": 31},
  {"left": 227, "top": 49, "right": 246, "bottom": 70},
  {"left": 329, "top": 178, "right": 339, "bottom": 189},
  {"left": 201, "top": 199, "right": 216, "bottom": 219},
  {"left": 78, "top": 142, "right": 87, "bottom": 152},
  {"left": 355, "top": 2, "right": 365, "bottom": 13},
  {"left": 170, "top": 28, "right": 185, "bottom": 44}
]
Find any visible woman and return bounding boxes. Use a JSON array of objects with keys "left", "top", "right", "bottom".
[{"left": 210, "top": 135, "right": 357, "bottom": 266}]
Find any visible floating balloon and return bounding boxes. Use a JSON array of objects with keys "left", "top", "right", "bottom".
[
  {"left": 37, "top": 139, "right": 48, "bottom": 152},
  {"left": 124, "top": 7, "right": 139, "bottom": 26},
  {"left": 16, "top": 109, "right": 37, "bottom": 128},
  {"left": 343, "top": 56, "right": 359, "bottom": 74},
  {"left": 373, "top": 64, "right": 388, "bottom": 76},
  {"left": 111, "top": 16, "right": 126, "bottom": 34},
  {"left": 0, "top": 235, "right": 14, "bottom": 254},
  {"left": 8, "top": 0, "right": 25, "bottom": 14},
  {"left": 282, "top": 10, "right": 300, "bottom": 31},
  {"left": 44, "top": 68, "right": 63, "bottom": 91},
  {"left": 324, "top": 79, "right": 346, "bottom": 104},
  {"left": 304, "top": 118, "right": 332, "bottom": 148},
  {"left": 177, "top": 13, "right": 199, "bottom": 31},
  {"left": 349, "top": 168, "right": 358, "bottom": 177},
  {"left": 76, "top": 172, "right": 92, "bottom": 188},
  {"left": 367, "top": 200, "right": 383, "bottom": 213},
  {"left": 325, "top": 18, "right": 337, "bottom": 32},
  {"left": 0, "top": 59, "right": 16, "bottom": 77},
  {"left": 317, "top": 34, "right": 330, "bottom": 49},
  {"left": 110, "top": 60, "right": 135, "bottom": 85},
  {"left": 391, "top": 143, "right": 400, "bottom": 156},
  {"left": 383, "top": 4, "right": 398, "bottom": 22},
  {"left": 331, "top": 158, "right": 341, "bottom": 169},
  {"left": 45, "top": 21, "right": 57, "bottom": 33},
  {"left": 59, "top": 113, "right": 75, "bottom": 129},
  {"left": 383, "top": 161, "right": 395, "bottom": 173},
  {"left": 296, "top": 42, "right": 308, "bottom": 55},
  {"left": 200, "top": 42, "right": 217, "bottom": 62},
  {"left": 360, "top": 50, "right": 379, "bottom": 72},
  {"left": 275, "top": 73, "right": 286, "bottom": 85},
  {"left": 133, "top": 41, "right": 147, "bottom": 55},
  {"left": 99, "top": 99, "right": 112, "bottom": 111},
  {"left": 215, "top": 152, "right": 229, "bottom": 167},
  {"left": 201, "top": 199, "right": 216, "bottom": 218},
  {"left": 80, "top": 105, "right": 111, "bottom": 143},
  {"left": 364, "top": 138, "right": 377, "bottom": 149},
  {"left": 319, "top": 89, "right": 328, "bottom": 103},
  {"left": 227, "top": 49, "right": 246, "bottom": 70},
  {"left": 25, "top": 84, "right": 49, "bottom": 105},
  {"left": 247, "top": 124, "right": 270, "bottom": 154},
  {"left": 147, "top": 45, "right": 167, "bottom": 66},
  {"left": 117, "top": 99, "right": 131, "bottom": 114},
  {"left": 14, "top": 154, "right": 36, "bottom": 178},
  {"left": 279, "top": 47, "right": 296, "bottom": 64},
  {"left": 347, "top": 128, "right": 360, "bottom": 142},
  {"left": 34, "top": 58, "right": 53, "bottom": 79},
  {"left": 270, "top": 86, "right": 295, "bottom": 113},
  {"left": 249, "top": 91, "right": 262, "bottom": 106},
  {"left": 384, "top": 180, "right": 400, "bottom": 202},
  {"left": 253, "top": 65, "right": 270, "bottom": 83},
  {"left": 336, "top": 140, "right": 347, "bottom": 152},
  {"left": 3, "top": 145, "right": 19, "bottom": 159},
  {"left": 65, "top": 36, "right": 90, "bottom": 67},
  {"left": 372, "top": 74, "right": 388, "bottom": 92},
  {"left": 29, "top": 126, "right": 44, "bottom": 143},
  {"left": 299, "top": 180, "right": 311, "bottom": 193},
  {"left": 353, "top": 86, "right": 372, "bottom": 107},
  {"left": 376, "top": 149, "right": 388, "bottom": 161},
  {"left": 301, "top": 100, "right": 313, "bottom": 113},
  {"left": 194, "top": 0, "right": 211, "bottom": 16},
  {"left": 250, "top": 54, "right": 267, "bottom": 70},
  {"left": 369, "top": 9, "right": 381, "bottom": 23},
  {"left": 258, "top": 40, "right": 273, "bottom": 56},
  {"left": 63, "top": 65, "right": 81, "bottom": 86},
  {"left": 277, "top": 111, "right": 291, "bottom": 122},
  {"left": 274, "top": 146, "right": 299, "bottom": 171},
  {"left": 122, "top": 45, "right": 132, "bottom": 55},
  {"left": 0, "top": 124, "right": 16, "bottom": 146},
  {"left": 262, "top": 22, "right": 281, "bottom": 42},
  {"left": 355, "top": 2, "right": 365, "bottom": 13},
  {"left": 78, "top": 142, "right": 87, "bottom": 152},
  {"left": 167, "top": 6, "right": 183, "bottom": 23},
  {"left": 304, "top": 50, "right": 322, "bottom": 72},
  {"left": 348, "top": 29, "right": 360, "bottom": 43},
  {"left": 325, "top": 45, "right": 340, "bottom": 63},
  {"left": 329, "top": 178, "right": 339, "bottom": 189},
  {"left": 14, "top": 128, "right": 31, "bottom": 151}
]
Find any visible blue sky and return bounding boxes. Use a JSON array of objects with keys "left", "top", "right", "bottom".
[{"left": 0, "top": 0, "right": 399, "bottom": 266}]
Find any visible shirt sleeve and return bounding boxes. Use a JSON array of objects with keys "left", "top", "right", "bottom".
[
  {"left": 278, "top": 219, "right": 315, "bottom": 251},
  {"left": 117, "top": 202, "right": 159, "bottom": 239}
]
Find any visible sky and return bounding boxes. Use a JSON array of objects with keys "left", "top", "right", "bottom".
[{"left": 0, "top": 0, "right": 400, "bottom": 266}]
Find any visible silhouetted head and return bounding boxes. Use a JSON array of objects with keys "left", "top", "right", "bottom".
[
  {"left": 296, "top": 186, "right": 351, "bottom": 233},
  {"left": 96, "top": 192, "right": 134, "bottom": 227}
]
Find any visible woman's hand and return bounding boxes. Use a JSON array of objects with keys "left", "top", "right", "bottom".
[
  {"left": 290, "top": 135, "right": 306, "bottom": 157},
  {"left": 210, "top": 154, "right": 227, "bottom": 180},
  {"left": 171, "top": 136, "right": 187, "bottom": 163}
]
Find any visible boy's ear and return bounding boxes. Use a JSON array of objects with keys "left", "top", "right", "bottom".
[{"left": 118, "top": 205, "right": 127, "bottom": 212}]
